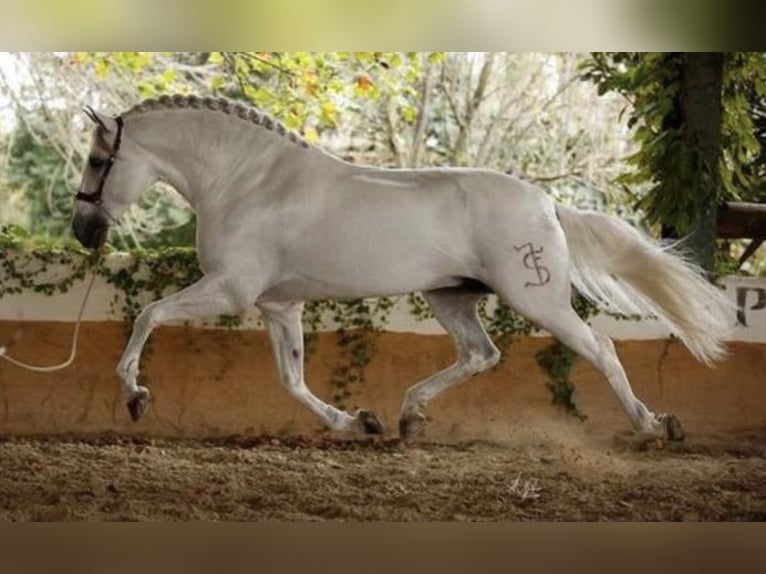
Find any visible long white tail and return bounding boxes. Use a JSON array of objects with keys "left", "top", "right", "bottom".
[{"left": 555, "top": 204, "right": 735, "bottom": 365}]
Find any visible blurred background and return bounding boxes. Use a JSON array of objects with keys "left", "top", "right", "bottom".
[{"left": 0, "top": 52, "right": 763, "bottom": 274}]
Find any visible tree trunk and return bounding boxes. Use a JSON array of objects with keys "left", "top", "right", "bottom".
[
  {"left": 678, "top": 52, "right": 724, "bottom": 274},
  {"left": 451, "top": 52, "right": 496, "bottom": 166}
]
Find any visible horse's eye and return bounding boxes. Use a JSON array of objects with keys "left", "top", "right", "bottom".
[{"left": 89, "top": 156, "right": 106, "bottom": 169}]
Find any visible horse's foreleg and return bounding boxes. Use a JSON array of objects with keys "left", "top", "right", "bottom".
[
  {"left": 258, "top": 301, "right": 384, "bottom": 434},
  {"left": 398, "top": 288, "right": 500, "bottom": 439},
  {"left": 116, "top": 274, "right": 247, "bottom": 421}
]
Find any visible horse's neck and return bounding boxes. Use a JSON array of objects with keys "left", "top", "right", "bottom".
[{"left": 132, "top": 111, "right": 335, "bottom": 209}]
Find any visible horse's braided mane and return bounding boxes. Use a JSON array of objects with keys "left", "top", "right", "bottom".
[{"left": 123, "top": 94, "right": 310, "bottom": 149}]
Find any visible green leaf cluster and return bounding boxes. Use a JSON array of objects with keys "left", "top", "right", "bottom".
[
  {"left": 581, "top": 52, "right": 766, "bottom": 236},
  {"left": 211, "top": 52, "right": 433, "bottom": 140}
]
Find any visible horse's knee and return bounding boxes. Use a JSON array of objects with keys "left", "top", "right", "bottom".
[{"left": 464, "top": 343, "right": 501, "bottom": 374}]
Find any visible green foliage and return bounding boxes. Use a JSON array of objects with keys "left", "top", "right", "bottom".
[
  {"left": 329, "top": 298, "right": 393, "bottom": 407},
  {"left": 74, "top": 52, "right": 194, "bottom": 98},
  {"left": 101, "top": 246, "right": 203, "bottom": 324},
  {"left": 581, "top": 52, "right": 766, "bottom": 234},
  {"left": 213, "top": 52, "right": 434, "bottom": 142},
  {"left": 1, "top": 52, "right": 439, "bottom": 247},
  {"left": 6, "top": 118, "right": 73, "bottom": 240},
  {"left": 301, "top": 297, "right": 395, "bottom": 408},
  {"left": 535, "top": 340, "right": 586, "bottom": 421},
  {"left": 1, "top": 52, "right": 632, "bottom": 251},
  {"left": 722, "top": 53, "right": 766, "bottom": 195},
  {"left": 0, "top": 224, "right": 91, "bottom": 298},
  {"left": 479, "top": 300, "right": 535, "bottom": 355}
]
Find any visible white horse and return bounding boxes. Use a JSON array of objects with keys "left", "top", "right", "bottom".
[{"left": 73, "top": 95, "right": 733, "bottom": 441}]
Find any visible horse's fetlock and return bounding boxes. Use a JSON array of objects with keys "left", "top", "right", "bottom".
[{"left": 117, "top": 357, "right": 138, "bottom": 380}]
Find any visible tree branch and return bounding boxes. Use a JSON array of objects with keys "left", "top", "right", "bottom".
[
  {"left": 230, "top": 52, "right": 297, "bottom": 77},
  {"left": 408, "top": 57, "right": 434, "bottom": 168},
  {"left": 528, "top": 169, "right": 584, "bottom": 184},
  {"left": 452, "top": 52, "right": 496, "bottom": 165},
  {"left": 382, "top": 96, "right": 403, "bottom": 168}
]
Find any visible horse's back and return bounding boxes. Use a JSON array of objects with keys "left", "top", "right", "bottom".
[{"left": 258, "top": 166, "right": 557, "bottom": 300}]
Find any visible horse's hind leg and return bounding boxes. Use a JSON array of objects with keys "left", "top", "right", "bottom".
[
  {"left": 539, "top": 308, "right": 682, "bottom": 440},
  {"left": 486, "top": 264, "right": 684, "bottom": 441},
  {"left": 258, "top": 301, "right": 384, "bottom": 435},
  {"left": 399, "top": 288, "right": 500, "bottom": 439}
]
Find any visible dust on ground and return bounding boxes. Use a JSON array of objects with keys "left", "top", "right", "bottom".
[{"left": 0, "top": 424, "right": 764, "bottom": 521}]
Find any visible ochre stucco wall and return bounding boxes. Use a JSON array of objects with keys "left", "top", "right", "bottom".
[{"left": 0, "top": 321, "right": 764, "bottom": 442}]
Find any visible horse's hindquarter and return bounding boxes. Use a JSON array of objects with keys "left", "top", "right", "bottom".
[{"left": 257, "top": 167, "right": 549, "bottom": 302}]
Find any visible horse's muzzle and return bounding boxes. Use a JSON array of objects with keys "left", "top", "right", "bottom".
[{"left": 72, "top": 209, "right": 109, "bottom": 249}]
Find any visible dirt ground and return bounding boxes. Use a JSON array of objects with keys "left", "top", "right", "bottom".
[{"left": 1, "top": 422, "right": 764, "bottom": 522}]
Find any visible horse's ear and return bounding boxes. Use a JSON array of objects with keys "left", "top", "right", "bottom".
[{"left": 82, "top": 105, "right": 116, "bottom": 132}]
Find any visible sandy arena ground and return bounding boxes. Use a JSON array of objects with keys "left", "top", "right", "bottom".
[{"left": 1, "top": 423, "right": 764, "bottom": 521}]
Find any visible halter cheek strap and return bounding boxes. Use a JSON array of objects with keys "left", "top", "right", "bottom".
[{"left": 76, "top": 115, "right": 124, "bottom": 206}]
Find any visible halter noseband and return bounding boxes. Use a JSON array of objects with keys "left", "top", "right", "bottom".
[{"left": 75, "top": 115, "right": 124, "bottom": 206}]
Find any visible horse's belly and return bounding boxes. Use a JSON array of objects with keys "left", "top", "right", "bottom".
[{"left": 258, "top": 269, "right": 467, "bottom": 302}]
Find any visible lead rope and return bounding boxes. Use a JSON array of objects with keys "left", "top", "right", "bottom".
[{"left": 0, "top": 259, "right": 99, "bottom": 372}]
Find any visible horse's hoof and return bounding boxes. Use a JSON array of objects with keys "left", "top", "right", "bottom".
[
  {"left": 355, "top": 409, "right": 384, "bottom": 435},
  {"left": 660, "top": 413, "right": 685, "bottom": 442},
  {"left": 126, "top": 387, "right": 151, "bottom": 422},
  {"left": 399, "top": 412, "right": 427, "bottom": 440}
]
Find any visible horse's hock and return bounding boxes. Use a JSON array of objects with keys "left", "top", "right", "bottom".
[{"left": 1, "top": 260, "right": 765, "bottom": 441}]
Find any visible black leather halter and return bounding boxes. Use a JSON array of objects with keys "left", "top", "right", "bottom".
[{"left": 75, "top": 116, "right": 124, "bottom": 206}]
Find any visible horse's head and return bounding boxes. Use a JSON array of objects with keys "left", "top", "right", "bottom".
[{"left": 72, "top": 106, "right": 156, "bottom": 249}]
